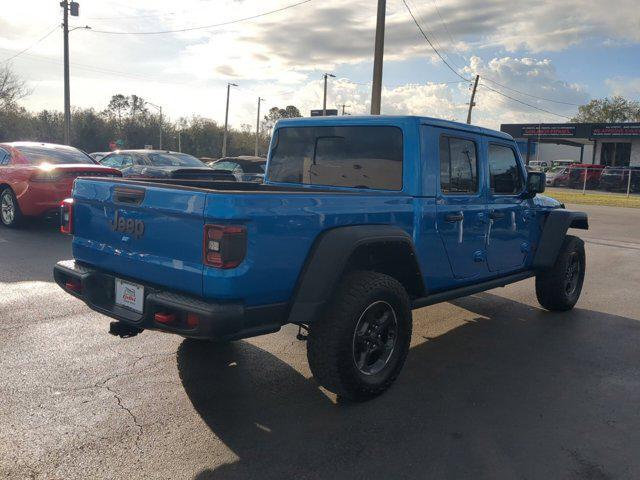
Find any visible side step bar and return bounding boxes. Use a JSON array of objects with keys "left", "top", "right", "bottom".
[{"left": 411, "top": 271, "right": 534, "bottom": 309}]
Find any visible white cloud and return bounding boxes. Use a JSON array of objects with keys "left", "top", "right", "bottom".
[
  {"left": 605, "top": 77, "right": 640, "bottom": 98},
  {"left": 0, "top": 0, "right": 634, "bottom": 128}
]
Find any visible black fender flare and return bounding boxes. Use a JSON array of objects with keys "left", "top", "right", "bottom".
[
  {"left": 533, "top": 209, "right": 588, "bottom": 270},
  {"left": 286, "top": 225, "right": 424, "bottom": 325}
]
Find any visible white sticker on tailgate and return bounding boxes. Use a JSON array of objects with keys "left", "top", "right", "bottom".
[{"left": 115, "top": 278, "right": 144, "bottom": 313}]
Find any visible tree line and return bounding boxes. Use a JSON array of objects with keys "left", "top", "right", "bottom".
[{"left": 0, "top": 66, "right": 302, "bottom": 158}]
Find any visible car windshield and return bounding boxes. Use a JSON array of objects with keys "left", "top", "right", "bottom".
[
  {"left": 146, "top": 152, "right": 205, "bottom": 167},
  {"left": 548, "top": 167, "right": 565, "bottom": 174},
  {"left": 15, "top": 145, "right": 95, "bottom": 165}
]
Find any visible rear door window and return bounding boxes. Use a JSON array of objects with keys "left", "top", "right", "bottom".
[
  {"left": 269, "top": 126, "right": 403, "bottom": 190},
  {"left": 488, "top": 144, "right": 524, "bottom": 195},
  {"left": 439, "top": 136, "right": 478, "bottom": 194}
]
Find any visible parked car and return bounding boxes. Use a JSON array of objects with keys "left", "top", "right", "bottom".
[
  {"left": 99, "top": 150, "right": 236, "bottom": 181},
  {"left": 551, "top": 159, "right": 577, "bottom": 168},
  {"left": 599, "top": 166, "right": 640, "bottom": 192},
  {"left": 0, "top": 142, "right": 121, "bottom": 228},
  {"left": 545, "top": 166, "right": 570, "bottom": 187},
  {"left": 55, "top": 115, "right": 588, "bottom": 401},
  {"left": 528, "top": 159, "right": 550, "bottom": 172},
  {"left": 568, "top": 164, "right": 605, "bottom": 189},
  {"left": 208, "top": 156, "right": 266, "bottom": 183},
  {"left": 90, "top": 152, "right": 111, "bottom": 162}
]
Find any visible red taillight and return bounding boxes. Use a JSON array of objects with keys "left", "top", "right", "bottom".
[
  {"left": 203, "top": 224, "right": 247, "bottom": 269},
  {"left": 60, "top": 198, "right": 74, "bottom": 234}
]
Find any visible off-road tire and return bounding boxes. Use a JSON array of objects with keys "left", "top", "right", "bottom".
[
  {"left": 306, "top": 271, "right": 412, "bottom": 401},
  {"left": 536, "top": 235, "right": 585, "bottom": 311},
  {"left": 0, "top": 187, "right": 23, "bottom": 228}
]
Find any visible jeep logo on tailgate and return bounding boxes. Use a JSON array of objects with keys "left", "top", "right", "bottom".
[{"left": 110, "top": 210, "right": 145, "bottom": 238}]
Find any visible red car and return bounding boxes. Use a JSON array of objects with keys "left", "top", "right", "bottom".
[{"left": 0, "top": 142, "right": 121, "bottom": 228}]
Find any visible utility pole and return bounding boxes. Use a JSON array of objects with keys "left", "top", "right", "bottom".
[
  {"left": 178, "top": 131, "right": 181, "bottom": 152},
  {"left": 222, "top": 82, "right": 237, "bottom": 157},
  {"left": 61, "top": 1, "right": 70, "bottom": 144},
  {"left": 255, "top": 97, "right": 264, "bottom": 156},
  {"left": 322, "top": 73, "right": 335, "bottom": 116},
  {"left": 339, "top": 104, "right": 351, "bottom": 115},
  {"left": 159, "top": 106, "right": 162, "bottom": 149},
  {"left": 370, "top": 0, "right": 386, "bottom": 115},
  {"left": 466, "top": 75, "right": 480, "bottom": 125},
  {"left": 60, "top": 1, "right": 83, "bottom": 145},
  {"left": 146, "top": 101, "right": 163, "bottom": 149}
]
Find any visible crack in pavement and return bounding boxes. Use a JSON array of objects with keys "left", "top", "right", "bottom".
[{"left": 99, "top": 381, "right": 144, "bottom": 447}]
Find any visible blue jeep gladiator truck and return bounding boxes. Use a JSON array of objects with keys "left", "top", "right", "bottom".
[{"left": 54, "top": 115, "right": 588, "bottom": 401}]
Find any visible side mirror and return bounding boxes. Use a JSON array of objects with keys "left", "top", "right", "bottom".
[{"left": 524, "top": 171, "right": 545, "bottom": 198}]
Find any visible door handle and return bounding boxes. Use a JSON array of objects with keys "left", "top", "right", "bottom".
[
  {"left": 445, "top": 213, "right": 464, "bottom": 223},
  {"left": 489, "top": 211, "right": 505, "bottom": 220}
]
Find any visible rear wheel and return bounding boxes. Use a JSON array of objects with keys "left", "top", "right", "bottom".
[
  {"left": 307, "top": 271, "right": 412, "bottom": 401},
  {"left": 0, "top": 188, "right": 22, "bottom": 228},
  {"left": 536, "top": 235, "right": 585, "bottom": 311}
]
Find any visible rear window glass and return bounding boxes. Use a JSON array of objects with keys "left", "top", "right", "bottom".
[
  {"left": 146, "top": 153, "right": 205, "bottom": 167},
  {"left": 269, "top": 126, "right": 403, "bottom": 190},
  {"left": 15, "top": 146, "right": 95, "bottom": 165}
]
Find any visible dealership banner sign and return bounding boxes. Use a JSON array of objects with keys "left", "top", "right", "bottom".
[
  {"left": 591, "top": 125, "right": 640, "bottom": 137},
  {"left": 521, "top": 125, "right": 576, "bottom": 137}
]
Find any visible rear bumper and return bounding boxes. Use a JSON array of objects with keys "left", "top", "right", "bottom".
[
  {"left": 53, "top": 260, "right": 286, "bottom": 340},
  {"left": 17, "top": 182, "right": 73, "bottom": 216}
]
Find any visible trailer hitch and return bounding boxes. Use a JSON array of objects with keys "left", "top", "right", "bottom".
[{"left": 109, "top": 321, "right": 143, "bottom": 338}]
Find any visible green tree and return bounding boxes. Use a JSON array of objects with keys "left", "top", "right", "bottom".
[
  {"left": 262, "top": 105, "right": 302, "bottom": 133},
  {"left": 572, "top": 96, "right": 640, "bottom": 123}
]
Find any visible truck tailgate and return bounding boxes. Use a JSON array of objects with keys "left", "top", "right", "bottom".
[{"left": 72, "top": 179, "right": 206, "bottom": 296}]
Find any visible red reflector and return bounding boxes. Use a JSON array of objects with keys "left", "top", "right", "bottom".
[
  {"left": 65, "top": 280, "right": 81, "bottom": 293},
  {"left": 154, "top": 312, "right": 177, "bottom": 324},
  {"left": 186, "top": 313, "right": 199, "bottom": 328}
]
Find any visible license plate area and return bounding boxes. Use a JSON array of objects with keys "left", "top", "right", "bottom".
[{"left": 115, "top": 278, "right": 145, "bottom": 313}]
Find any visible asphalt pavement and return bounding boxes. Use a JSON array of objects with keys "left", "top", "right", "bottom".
[{"left": 1, "top": 204, "right": 639, "bottom": 479}]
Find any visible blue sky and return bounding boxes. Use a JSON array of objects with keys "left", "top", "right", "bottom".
[{"left": 1, "top": 0, "right": 639, "bottom": 130}]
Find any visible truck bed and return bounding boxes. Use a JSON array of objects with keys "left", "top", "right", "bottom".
[{"left": 70, "top": 177, "right": 416, "bottom": 308}]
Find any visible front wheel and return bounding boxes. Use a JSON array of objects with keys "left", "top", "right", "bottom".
[
  {"left": 1, "top": 188, "right": 23, "bottom": 228},
  {"left": 306, "top": 271, "right": 412, "bottom": 401},
  {"left": 536, "top": 235, "right": 585, "bottom": 311}
]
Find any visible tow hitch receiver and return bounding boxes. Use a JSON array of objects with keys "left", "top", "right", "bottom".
[{"left": 109, "top": 321, "right": 143, "bottom": 338}]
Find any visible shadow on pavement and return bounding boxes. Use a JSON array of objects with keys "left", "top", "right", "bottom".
[{"left": 179, "top": 292, "right": 640, "bottom": 480}]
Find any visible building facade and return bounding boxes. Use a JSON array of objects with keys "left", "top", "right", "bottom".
[{"left": 500, "top": 123, "right": 640, "bottom": 167}]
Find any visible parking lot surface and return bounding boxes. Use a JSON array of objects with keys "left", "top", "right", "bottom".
[{"left": 1, "top": 204, "right": 639, "bottom": 479}]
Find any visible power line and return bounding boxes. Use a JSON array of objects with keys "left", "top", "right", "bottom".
[
  {"left": 401, "top": 0, "right": 574, "bottom": 119},
  {"left": 430, "top": 0, "right": 457, "bottom": 51},
  {"left": 87, "top": 0, "right": 315, "bottom": 35},
  {"left": 479, "top": 83, "right": 572, "bottom": 120},
  {"left": 401, "top": 0, "right": 470, "bottom": 83},
  {"left": 407, "top": 0, "right": 463, "bottom": 71},
  {"left": 1, "top": 24, "right": 59, "bottom": 64},
  {"left": 481, "top": 77, "right": 581, "bottom": 106},
  {"left": 409, "top": 1, "right": 578, "bottom": 107}
]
